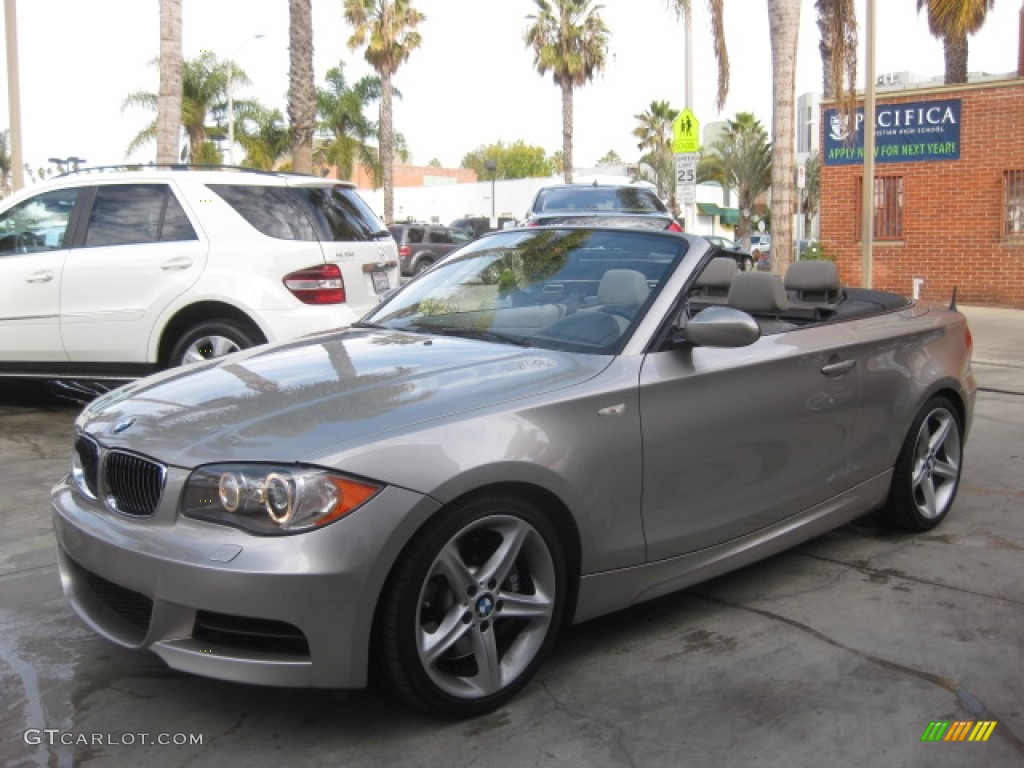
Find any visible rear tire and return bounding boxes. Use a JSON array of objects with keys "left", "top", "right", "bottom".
[
  {"left": 167, "top": 319, "right": 261, "bottom": 368},
  {"left": 878, "top": 396, "right": 963, "bottom": 531},
  {"left": 377, "top": 493, "right": 567, "bottom": 718},
  {"left": 413, "top": 258, "right": 434, "bottom": 276}
]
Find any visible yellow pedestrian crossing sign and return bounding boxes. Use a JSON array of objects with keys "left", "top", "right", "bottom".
[{"left": 672, "top": 108, "right": 700, "bottom": 154}]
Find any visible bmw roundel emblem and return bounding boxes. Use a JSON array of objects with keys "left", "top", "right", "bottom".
[{"left": 475, "top": 594, "right": 495, "bottom": 619}]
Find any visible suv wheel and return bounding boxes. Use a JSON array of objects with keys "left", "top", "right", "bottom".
[
  {"left": 413, "top": 257, "right": 434, "bottom": 276},
  {"left": 168, "top": 320, "right": 261, "bottom": 367}
]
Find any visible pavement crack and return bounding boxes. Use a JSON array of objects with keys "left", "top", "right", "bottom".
[
  {"left": 693, "top": 592, "right": 1024, "bottom": 756},
  {"left": 977, "top": 386, "right": 1024, "bottom": 397},
  {"left": 796, "top": 552, "right": 1024, "bottom": 608},
  {"left": 0, "top": 636, "right": 61, "bottom": 768},
  {"left": 538, "top": 680, "right": 640, "bottom": 768},
  {"left": 0, "top": 563, "right": 57, "bottom": 584},
  {"left": 958, "top": 485, "right": 1024, "bottom": 500}
]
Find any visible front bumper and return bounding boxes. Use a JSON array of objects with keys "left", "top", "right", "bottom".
[{"left": 51, "top": 474, "right": 439, "bottom": 689}]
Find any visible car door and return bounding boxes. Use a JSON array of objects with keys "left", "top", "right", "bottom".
[
  {"left": 59, "top": 182, "right": 208, "bottom": 363},
  {"left": 638, "top": 323, "right": 862, "bottom": 561},
  {"left": 0, "top": 187, "right": 81, "bottom": 363}
]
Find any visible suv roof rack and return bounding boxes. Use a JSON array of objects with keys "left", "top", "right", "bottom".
[{"left": 56, "top": 163, "right": 311, "bottom": 178}]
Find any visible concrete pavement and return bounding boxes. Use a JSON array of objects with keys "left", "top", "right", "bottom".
[
  {"left": 0, "top": 305, "right": 1021, "bottom": 767},
  {"left": 961, "top": 305, "right": 1024, "bottom": 393}
]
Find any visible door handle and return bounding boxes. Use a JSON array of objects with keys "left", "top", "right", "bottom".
[
  {"left": 161, "top": 257, "right": 193, "bottom": 271},
  {"left": 26, "top": 270, "right": 54, "bottom": 283},
  {"left": 821, "top": 359, "right": 856, "bottom": 376}
]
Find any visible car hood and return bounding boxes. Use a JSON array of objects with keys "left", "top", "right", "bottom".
[{"left": 79, "top": 329, "right": 610, "bottom": 467}]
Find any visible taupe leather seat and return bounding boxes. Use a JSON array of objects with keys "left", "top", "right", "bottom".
[
  {"left": 596, "top": 269, "right": 650, "bottom": 308},
  {"left": 540, "top": 269, "right": 649, "bottom": 346},
  {"left": 785, "top": 261, "right": 842, "bottom": 318},
  {"left": 727, "top": 271, "right": 794, "bottom": 334},
  {"left": 688, "top": 257, "right": 738, "bottom": 312}
]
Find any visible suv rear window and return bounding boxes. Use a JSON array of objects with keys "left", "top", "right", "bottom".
[
  {"left": 535, "top": 187, "right": 667, "bottom": 214},
  {"left": 389, "top": 225, "right": 425, "bottom": 243},
  {"left": 208, "top": 184, "right": 385, "bottom": 242}
]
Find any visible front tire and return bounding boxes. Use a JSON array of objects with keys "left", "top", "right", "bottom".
[
  {"left": 167, "top": 319, "right": 261, "bottom": 368},
  {"left": 879, "top": 396, "right": 963, "bottom": 531},
  {"left": 378, "top": 494, "right": 567, "bottom": 718}
]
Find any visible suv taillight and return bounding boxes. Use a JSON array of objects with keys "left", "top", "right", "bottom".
[
  {"left": 284, "top": 264, "right": 346, "bottom": 305},
  {"left": 398, "top": 245, "right": 411, "bottom": 257},
  {"left": 666, "top": 221, "right": 683, "bottom": 232}
]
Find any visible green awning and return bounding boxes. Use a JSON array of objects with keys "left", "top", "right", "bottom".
[{"left": 697, "top": 202, "right": 740, "bottom": 226}]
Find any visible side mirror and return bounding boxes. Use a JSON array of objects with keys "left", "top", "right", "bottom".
[{"left": 674, "top": 306, "right": 761, "bottom": 348}]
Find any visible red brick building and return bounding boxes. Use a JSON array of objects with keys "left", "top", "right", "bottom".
[
  {"left": 819, "top": 78, "right": 1024, "bottom": 307},
  {"left": 334, "top": 163, "right": 477, "bottom": 189}
]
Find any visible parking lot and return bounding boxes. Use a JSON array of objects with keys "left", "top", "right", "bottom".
[{"left": 1, "top": 305, "right": 1022, "bottom": 768}]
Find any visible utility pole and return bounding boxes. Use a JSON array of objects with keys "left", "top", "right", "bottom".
[
  {"left": 860, "top": 0, "right": 876, "bottom": 288},
  {"left": 684, "top": 7, "right": 695, "bottom": 231},
  {"left": 5, "top": 0, "right": 24, "bottom": 191}
]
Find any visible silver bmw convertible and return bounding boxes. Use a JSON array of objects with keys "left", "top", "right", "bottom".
[{"left": 52, "top": 227, "right": 975, "bottom": 717}]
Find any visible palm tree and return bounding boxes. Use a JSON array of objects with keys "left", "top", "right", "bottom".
[
  {"left": 124, "top": 52, "right": 248, "bottom": 163},
  {"left": 343, "top": 0, "right": 425, "bottom": 224},
  {"left": 524, "top": 0, "right": 610, "bottom": 183},
  {"left": 288, "top": 0, "right": 316, "bottom": 174},
  {"left": 633, "top": 100, "right": 679, "bottom": 213},
  {"left": 916, "top": 0, "right": 995, "bottom": 84},
  {"left": 666, "top": 1, "right": 728, "bottom": 110},
  {"left": 665, "top": 0, "right": 855, "bottom": 274},
  {"left": 237, "top": 106, "right": 290, "bottom": 170},
  {"left": 157, "top": 0, "right": 183, "bottom": 164},
  {"left": 698, "top": 113, "right": 772, "bottom": 248},
  {"left": 802, "top": 151, "right": 820, "bottom": 237},
  {"left": 766, "top": 0, "right": 800, "bottom": 275},
  {"left": 816, "top": 0, "right": 857, "bottom": 112},
  {"left": 0, "top": 130, "right": 12, "bottom": 197},
  {"left": 317, "top": 62, "right": 384, "bottom": 182}
]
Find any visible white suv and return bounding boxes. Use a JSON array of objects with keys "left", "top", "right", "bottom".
[{"left": 0, "top": 167, "right": 399, "bottom": 384}]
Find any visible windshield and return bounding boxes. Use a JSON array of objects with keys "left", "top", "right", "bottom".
[{"left": 362, "top": 228, "right": 687, "bottom": 354}]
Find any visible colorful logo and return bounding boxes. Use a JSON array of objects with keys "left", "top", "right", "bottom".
[{"left": 921, "top": 721, "right": 997, "bottom": 743}]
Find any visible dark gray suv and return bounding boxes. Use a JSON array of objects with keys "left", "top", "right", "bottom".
[{"left": 389, "top": 223, "right": 471, "bottom": 276}]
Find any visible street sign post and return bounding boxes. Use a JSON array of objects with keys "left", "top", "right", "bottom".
[
  {"left": 672, "top": 108, "right": 700, "bottom": 227},
  {"left": 672, "top": 108, "right": 700, "bottom": 154},
  {"left": 675, "top": 153, "right": 697, "bottom": 205}
]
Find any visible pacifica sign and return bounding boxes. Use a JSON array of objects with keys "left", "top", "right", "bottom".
[{"left": 823, "top": 99, "right": 961, "bottom": 165}]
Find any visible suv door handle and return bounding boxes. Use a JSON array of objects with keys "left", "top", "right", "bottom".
[
  {"left": 161, "top": 257, "right": 193, "bottom": 271},
  {"left": 27, "top": 270, "right": 54, "bottom": 283},
  {"left": 821, "top": 359, "right": 856, "bottom": 377}
]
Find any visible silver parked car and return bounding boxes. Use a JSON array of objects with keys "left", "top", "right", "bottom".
[{"left": 52, "top": 228, "right": 975, "bottom": 717}]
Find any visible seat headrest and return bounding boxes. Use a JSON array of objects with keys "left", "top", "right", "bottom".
[
  {"left": 785, "top": 260, "right": 840, "bottom": 294},
  {"left": 728, "top": 272, "right": 789, "bottom": 314},
  {"left": 695, "top": 256, "right": 738, "bottom": 288},
  {"left": 598, "top": 269, "right": 650, "bottom": 307}
]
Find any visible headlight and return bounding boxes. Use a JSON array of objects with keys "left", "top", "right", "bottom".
[{"left": 182, "top": 464, "right": 381, "bottom": 534}]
